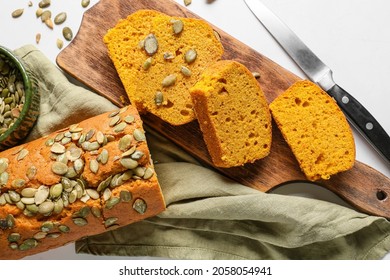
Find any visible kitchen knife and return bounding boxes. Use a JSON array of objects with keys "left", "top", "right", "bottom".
[{"left": 244, "top": 0, "right": 390, "bottom": 166}]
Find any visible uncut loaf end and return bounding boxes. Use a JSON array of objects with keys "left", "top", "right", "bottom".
[
  {"left": 0, "top": 106, "right": 165, "bottom": 259},
  {"left": 190, "top": 60, "right": 272, "bottom": 168},
  {"left": 269, "top": 80, "right": 355, "bottom": 181},
  {"left": 103, "top": 9, "right": 224, "bottom": 126}
]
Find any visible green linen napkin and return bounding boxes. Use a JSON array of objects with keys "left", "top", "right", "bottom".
[{"left": 15, "top": 45, "right": 390, "bottom": 260}]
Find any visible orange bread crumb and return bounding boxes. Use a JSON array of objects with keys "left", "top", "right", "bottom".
[
  {"left": 190, "top": 60, "right": 272, "bottom": 168},
  {"left": 269, "top": 80, "right": 355, "bottom": 181},
  {"left": 104, "top": 10, "right": 224, "bottom": 125}
]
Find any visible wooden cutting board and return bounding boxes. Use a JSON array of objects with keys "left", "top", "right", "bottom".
[{"left": 57, "top": 0, "right": 390, "bottom": 218}]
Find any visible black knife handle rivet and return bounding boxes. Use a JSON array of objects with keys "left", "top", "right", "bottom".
[{"left": 327, "top": 84, "right": 390, "bottom": 165}]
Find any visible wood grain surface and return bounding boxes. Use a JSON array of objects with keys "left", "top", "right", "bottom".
[{"left": 57, "top": 0, "right": 390, "bottom": 218}]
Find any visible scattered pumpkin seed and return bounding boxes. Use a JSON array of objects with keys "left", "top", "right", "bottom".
[
  {"left": 51, "top": 142, "right": 66, "bottom": 154},
  {"left": 56, "top": 39, "right": 64, "bottom": 50},
  {"left": 109, "top": 115, "right": 120, "bottom": 127},
  {"left": 89, "top": 159, "right": 99, "bottom": 174},
  {"left": 104, "top": 217, "right": 118, "bottom": 228},
  {"left": 21, "top": 187, "right": 37, "bottom": 198},
  {"left": 11, "top": 9, "right": 24, "bottom": 18},
  {"left": 114, "top": 122, "right": 127, "bottom": 133},
  {"left": 163, "top": 52, "right": 175, "bottom": 60},
  {"left": 162, "top": 74, "right": 177, "bottom": 87},
  {"left": 142, "top": 57, "right": 153, "bottom": 70},
  {"left": 124, "top": 115, "right": 135, "bottom": 123},
  {"left": 119, "top": 135, "right": 132, "bottom": 151},
  {"left": 252, "top": 72, "right": 261, "bottom": 79},
  {"left": 41, "top": 10, "right": 51, "bottom": 22},
  {"left": 63, "top": 27, "right": 73, "bottom": 41},
  {"left": 133, "top": 129, "right": 146, "bottom": 141},
  {"left": 130, "top": 150, "right": 144, "bottom": 160},
  {"left": 99, "top": 149, "right": 109, "bottom": 164},
  {"left": 58, "top": 225, "right": 70, "bottom": 233},
  {"left": 26, "top": 165, "right": 37, "bottom": 179},
  {"left": 133, "top": 198, "right": 147, "bottom": 214},
  {"left": 180, "top": 65, "right": 192, "bottom": 77},
  {"left": 17, "top": 148, "right": 29, "bottom": 160},
  {"left": 12, "top": 178, "right": 25, "bottom": 188},
  {"left": 45, "top": 18, "right": 54, "bottom": 29},
  {"left": 41, "top": 221, "right": 54, "bottom": 232},
  {"left": 103, "top": 188, "right": 112, "bottom": 201},
  {"left": 105, "top": 197, "right": 120, "bottom": 210},
  {"left": 120, "top": 158, "right": 138, "bottom": 169},
  {"left": 155, "top": 91, "right": 163, "bottom": 106},
  {"left": 172, "top": 19, "right": 184, "bottom": 34},
  {"left": 51, "top": 162, "right": 68, "bottom": 175},
  {"left": 53, "top": 199, "right": 64, "bottom": 214},
  {"left": 72, "top": 217, "right": 88, "bottom": 226},
  {"left": 35, "top": 33, "right": 41, "bottom": 44},
  {"left": 184, "top": 49, "right": 197, "bottom": 64},
  {"left": 8, "top": 233, "right": 21, "bottom": 242},
  {"left": 54, "top": 12, "right": 67, "bottom": 25},
  {"left": 86, "top": 189, "right": 99, "bottom": 200},
  {"left": 184, "top": 0, "right": 192, "bottom": 6},
  {"left": 34, "top": 185, "right": 49, "bottom": 205},
  {"left": 50, "top": 183, "right": 63, "bottom": 199},
  {"left": 36, "top": 8, "right": 43, "bottom": 17},
  {"left": 120, "top": 190, "right": 132, "bottom": 202},
  {"left": 91, "top": 206, "right": 101, "bottom": 218},
  {"left": 81, "top": 0, "right": 90, "bottom": 8},
  {"left": 144, "top": 34, "right": 158, "bottom": 56},
  {"left": 39, "top": 0, "right": 51, "bottom": 8},
  {"left": 19, "top": 238, "right": 38, "bottom": 251},
  {"left": 38, "top": 201, "right": 55, "bottom": 214},
  {"left": 47, "top": 232, "right": 61, "bottom": 239}
]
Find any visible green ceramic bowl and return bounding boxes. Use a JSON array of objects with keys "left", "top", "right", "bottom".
[{"left": 0, "top": 46, "right": 40, "bottom": 150}]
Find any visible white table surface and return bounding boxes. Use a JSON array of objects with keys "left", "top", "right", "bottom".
[{"left": 1, "top": 0, "right": 389, "bottom": 260}]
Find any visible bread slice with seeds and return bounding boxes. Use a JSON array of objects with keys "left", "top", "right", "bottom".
[
  {"left": 190, "top": 60, "right": 272, "bottom": 168},
  {"left": 269, "top": 80, "right": 355, "bottom": 181},
  {"left": 104, "top": 10, "right": 224, "bottom": 125}
]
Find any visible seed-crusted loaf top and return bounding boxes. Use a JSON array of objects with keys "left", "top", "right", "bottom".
[
  {"left": 190, "top": 60, "right": 272, "bottom": 168},
  {"left": 269, "top": 80, "right": 355, "bottom": 181},
  {"left": 0, "top": 106, "right": 165, "bottom": 259},
  {"left": 103, "top": 9, "right": 224, "bottom": 126}
]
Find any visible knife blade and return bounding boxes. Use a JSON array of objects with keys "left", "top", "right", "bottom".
[{"left": 244, "top": 0, "right": 390, "bottom": 166}]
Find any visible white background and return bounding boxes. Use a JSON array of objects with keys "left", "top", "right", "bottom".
[{"left": 0, "top": 0, "right": 389, "bottom": 260}]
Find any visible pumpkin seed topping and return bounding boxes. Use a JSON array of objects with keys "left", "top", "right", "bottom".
[
  {"left": 54, "top": 12, "right": 67, "bottom": 25},
  {"left": 133, "top": 129, "right": 146, "bottom": 141},
  {"left": 133, "top": 198, "right": 147, "bottom": 214},
  {"left": 172, "top": 19, "right": 184, "bottom": 35},
  {"left": 184, "top": 49, "right": 197, "bottom": 64},
  {"left": 162, "top": 74, "right": 177, "bottom": 87},
  {"left": 144, "top": 34, "right": 158, "bottom": 56},
  {"left": 11, "top": 9, "right": 24, "bottom": 18},
  {"left": 104, "top": 217, "right": 118, "bottom": 228}
]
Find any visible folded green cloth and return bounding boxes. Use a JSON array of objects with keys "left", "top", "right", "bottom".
[{"left": 15, "top": 45, "right": 390, "bottom": 260}]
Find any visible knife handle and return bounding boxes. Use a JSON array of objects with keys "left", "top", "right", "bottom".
[{"left": 327, "top": 84, "right": 390, "bottom": 165}]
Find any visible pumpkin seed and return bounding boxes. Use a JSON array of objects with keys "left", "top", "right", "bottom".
[
  {"left": 56, "top": 153, "right": 68, "bottom": 164},
  {"left": 12, "top": 178, "right": 25, "bottom": 188},
  {"left": 121, "top": 170, "right": 133, "bottom": 181},
  {"left": 133, "top": 129, "right": 146, "bottom": 141},
  {"left": 97, "top": 175, "right": 112, "bottom": 192},
  {"left": 87, "top": 141, "right": 100, "bottom": 151},
  {"left": 11, "top": 9, "right": 24, "bottom": 18},
  {"left": 41, "top": 221, "right": 54, "bottom": 232},
  {"left": 33, "top": 231, "right": 47, "bottom": 240},
  {"left": 54, "top": 12, "right": 67, "bottom": 25},
  {"left": 163, "top": 52, "right": 175, "bottom": 61},
  {"left": 124, "top": 115, "right": 135, "bottom": 124},
  {"left": 77, "top": 206, "right": 91, "bottom": 218},
  {"left": 69, "top": 189, "right": 78, "bottom": 203},
  {"left": 53, "top": 199, "right": 64, "bottom": 214},
  {"left": 86, "top": 189, "right": 99, "bottom": 200},
  {"left": 51, "top": 142, "right": 66, "bottom": 154},
  {"left": 72, "top": 217, "right": 88, "bottom": 226},
  {"left": 96, "top": 131, "right": 105, "bottom": 144},
  {"left": 26, "top": 204, "right": 39, "bottom": 214},
  {"left": 39, "top": 0, "right": 51, "bottom": 8},
  {"left": 47, "top": 232, "right": 61, "bottom": 239},
  {"left": 17, "top": 148, "right": 29, "bottom": 160},
  {"left": 52, "top": 162, "right": 68, "bottom": 175},
  {"left": 105, "top": 197, "right": 120, "bottom": 210},
  {"left": 81, "top": 0, "right": 90, "bottom": 8},
  {"left": 39, "top": 201, "right": 55, "bottom": 214},
  {"left": 21, "top": 197, "right": 35, "bottom": 204},
  {"left": 184, "top": 49, "right": 197, "bottom": 64},
  {"left": 171, "top": 19, "right": 184, "bottom": 35},
  {"left": 9, "top": 243, "right": 18, "bottom": 250},
  {"left": 184, "top": 0, "right": 192, "bottom": 6},
  {"left": 0, "top": 158, "right": 8, "bottom": 173},
  {"left": 131, "top": 150, "right": 144, "bottom": 160},
  {"left": 109, "top": 115, "right": 120, "bottom": 127},
  {"left": 89, "top": 159, "right": 99, "bottom": 174},
  {"left": 85, "top": 129, "right": 95, "bottom": 141},
  {"left": 181, "top": 65, "right": 192, "bottom": 77},
  {"left": 142, "top": 57, "right": 153, "bottom": 70},
  {"left": 103, "top": 188, "right": 111, "bottom": 201},
  {"left": 99, "top": 149, "right": 109, "bottom": 164},
  {"left": 66, "top": 147, "right": 82, "bottom": 161},
  {"left": 0, "top": 194, "right": 6, "bottom": 206},
  {"left": 19, "top": 238, "right": 38, "bottom": 251},
  {"left": 119, "top": 135, "right": 132, "bottom": 151},
  {"left": 8, "top": 190, "right": 21, "bottom": 202},
  {"left": 143, "top": 167, "right": 154, "bottom": 179},
  {"left": 34, "top": 185, "right": 49, "bottom": 205},
  {"left": 8, "top": 233, "right": 21, "bottom": 242},
  {"left": 162, "top": 74, "right": 176, "bottom": 87},
  {"left": 50, "top": 183, "right": 63, "bottom": 199},
  {"left": 63, "top": 27, "right": 73, "bottom": 41},
  {"left": 91, "top": 206, "right": 101, "bottom": 218},
  {"left": 104, "top": 217, "right": 118, "bottom": 228},
  {"left": 21, "top": 187, "right": 37, "bottom": 198},
  {"left": 36, "top": 8, "right": 43, "bottom": 17},
  {"left": 6, "top": 214, "right": 15, "bottom": 228},
  {"left": 144, "top": 34, "right": 158, "bottom": 56},
  {"left": 26, "top": 165, "right": 38, "bottom": 179},
  {"left": 58, "top": 225, "right": 70, "bottom": 233},
  {"left": 120, "top": 158, "right": 138, "bottom": 169},
  {"left": 133, "top": 198, "right": 147, "bottom": 214},
  {"left": 74, "top": 158, "right": 85, "bottom": 174},
  {"left": 114, "top": 122, "right": 127, "bottom": 133},
  {"left": 41, "top": 10, "right": 51, "bottom": 22},
  {"left": 56, "top": 39, "right": 64, "bottom": 50},
  {"left": 120, "top": 190, "right": 132, "bottom": 202}
]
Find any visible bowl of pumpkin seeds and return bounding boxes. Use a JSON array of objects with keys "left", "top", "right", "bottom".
[{"left": 0, "top": 45, "right": 40, "bottom": 151}]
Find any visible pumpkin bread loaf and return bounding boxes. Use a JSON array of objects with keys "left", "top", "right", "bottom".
[
  {"left": 0, "top": 106, "right": 165, "bottom": 259},
  {"left": 104, "top": 10, "right": 224, "bottom": 125},
  {"left": 190, "top": 60, "right": 272, "bottom": 168},
  {"left": 269, "top": 80, "right": 355, "bottom": 181}
]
